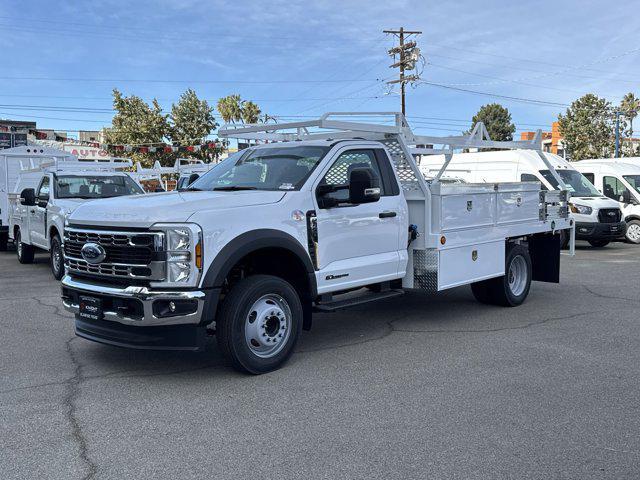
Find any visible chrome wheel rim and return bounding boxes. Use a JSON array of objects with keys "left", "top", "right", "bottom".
[
  {"left": 627, "top": 224, "right": 640, "bottom": 243},
  {"left": 53, "top": 245, "right": 62, "bottom": 274},
  {"left": 244, "top": 294, "right": 291, "bottom": 359},
  {"left": 508, "top": 255, "right": 527, "bottom": 297},
  {"left": 17, "top": 235, "right": 22, "bottom": 257}
]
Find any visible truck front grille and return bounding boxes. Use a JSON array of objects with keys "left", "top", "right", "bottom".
[
  {"left": 64, "top": 227, "right": 164, "bottom": 281},
  {"left": 598, "top": 208, "right": 621, "bottom": 223}
]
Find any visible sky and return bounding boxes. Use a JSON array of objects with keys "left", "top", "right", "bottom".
[{"left": 1, "top": 0, "right": 639, "bottom": 141}]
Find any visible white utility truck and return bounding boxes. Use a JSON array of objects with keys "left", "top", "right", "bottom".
[
  {"left": 0, "top": 146, "right": 77, "bottom": 251},
  {"left": 419, "top": 146, "right": 625, "bottom": 248},
  {"left": 574, "top": 159, "right": 640, "bottom": 244},
  {"left": 130, "top": 158, "right": 216, "bottom": 192},
  {"left": 61, "top": 113, "right": 573, "bottom": 374},
  {"left": 9, "top": 152, "right": 144, "bottom": 279}
]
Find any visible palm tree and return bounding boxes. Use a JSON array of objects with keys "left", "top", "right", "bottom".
[
  {"left": 241, "top": 101, "right": 261, "bottom": 124},
  {"left": 621, "top": 92, "right": 640, "bottom": 138},
  {"left": 216, "top": 95, "right": 243, "bottom": 124}
]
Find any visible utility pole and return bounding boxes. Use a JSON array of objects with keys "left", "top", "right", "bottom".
[
  {"left": 615, "top": 110, "right": 621, "bottom": 158},
  {"left": 383, "top": 27, "right": 422, "bottom": 115}
]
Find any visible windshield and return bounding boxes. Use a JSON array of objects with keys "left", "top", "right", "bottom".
[
  {"left": 539, "top": 169, "right": 600, "bottom": 197},
  {"left": 55, "top": 175, "right": 144, "bottom": 199},
  {"left": 623, "top": 175, "right": 640, "bottom": 194},
  {"left": 189, "top": 146, "right": 330, "bottom": 191}
]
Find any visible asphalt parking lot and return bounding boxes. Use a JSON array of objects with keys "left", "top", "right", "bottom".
[{"left": 1, "top": 242, "right": 639, "bottom": 480}]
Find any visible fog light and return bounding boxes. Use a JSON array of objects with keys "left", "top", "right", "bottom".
[{"left": 153, "top": 299, "right": 198, "bottom": 318}]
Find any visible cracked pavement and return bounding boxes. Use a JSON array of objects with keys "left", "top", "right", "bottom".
[{"left": 0, "top": 242, "right": 639, "bottom": 479}]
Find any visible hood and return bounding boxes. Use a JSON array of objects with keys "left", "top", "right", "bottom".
[
  {"left": 570, "top": 196, "right": 620, "bottom": 208},
  {"left": 67, "top": 190, "right": 286, "bottom": 228},
  {"left": 55, "top": 198, "right": 87, "bottom": 216}
]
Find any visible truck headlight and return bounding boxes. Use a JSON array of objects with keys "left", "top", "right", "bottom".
[
  {"left": 151, "top": 223, "right": 203, "bottom": 287},
  {"left": 569, "top": 203, "right": 592, "bottom": 215}
]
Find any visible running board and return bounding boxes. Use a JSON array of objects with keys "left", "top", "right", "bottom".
[{"left": 314, "top": 288, "right": 404, "bottom": 312}]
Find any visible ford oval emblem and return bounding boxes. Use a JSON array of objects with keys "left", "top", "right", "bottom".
[{"left": 81, "top": 243, "right": 106, "bottom": 264}]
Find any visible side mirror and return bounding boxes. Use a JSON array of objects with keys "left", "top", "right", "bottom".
[
  {"left": 349, "top": 168, "right": 380, "bottom": 204},
  {"left": 20, "top": 188, "right": 36, "bottom": 206},
  {"left": 620, "top": 190, "right": 631, "bottom": 204}
]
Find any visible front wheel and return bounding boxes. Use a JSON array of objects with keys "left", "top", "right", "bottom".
[
  {"left": 0, "top": 232, "right": 7, "bottom": 252},
  {"left": 216, "top": 275, "right": 302, "bottom": 374},
  {"left": 50, "top": 235, "right": 65, "bottom": 280},
  {"left": 471, "top": 244, "right": 532, "bottom": 307},
  {"left": 16, "top": 229, "right": 35, "bottom": 264},
  {"left": 625, "top": 220, "right": 640, "bottom": 244},
  {"left": 588, "top": 239, "right": 610, "bottom": 248}
]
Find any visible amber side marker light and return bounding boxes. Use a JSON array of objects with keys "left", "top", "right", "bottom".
[
  {"left": 440, "top": 236, "right": 446, "bottom": 245},
  {"left": 195, "top": 241, "right": 203, "bottom": 269}
]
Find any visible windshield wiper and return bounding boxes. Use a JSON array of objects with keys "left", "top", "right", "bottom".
[{"left": 212, "top": 186, "right": 258, "bottom": 191}]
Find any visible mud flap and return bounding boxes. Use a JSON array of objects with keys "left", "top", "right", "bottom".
[{"left": 528, "top": 233, "right": 560, "bottom": 283}]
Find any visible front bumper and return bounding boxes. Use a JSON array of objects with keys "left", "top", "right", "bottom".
[
  {"left": 575, "top": 221, "right": 626, "bottom": 240},
  {"left": 61, "top": 275, "right": 218, "bottom": 351}
]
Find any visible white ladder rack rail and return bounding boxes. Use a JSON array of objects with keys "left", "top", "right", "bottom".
[
  {"left": 219, "top": 112, "right": 573, "bottom": 253},
  {"left": 18, "top": 156, "right": 133, "bottom": 174}
]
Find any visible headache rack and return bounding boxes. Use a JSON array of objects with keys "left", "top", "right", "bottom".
[{"left": 219, "top": 112, "right": 575, "bottom": 290}]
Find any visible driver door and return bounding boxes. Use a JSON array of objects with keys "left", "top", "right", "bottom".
[
  {"left": 31, "top": 175, "right": 50, "bottom": 248},
  {"left": 313, "top": 148, "right": 405, "bottom": 294}
]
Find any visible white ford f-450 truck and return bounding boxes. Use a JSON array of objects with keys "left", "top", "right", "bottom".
[{"left": 61, "top": 114, "right": 574, "bottom": 374}]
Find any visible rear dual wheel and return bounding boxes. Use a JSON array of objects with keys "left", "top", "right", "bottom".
[{"left": 471, "top": 244, "right": 532, "bottom": 307}]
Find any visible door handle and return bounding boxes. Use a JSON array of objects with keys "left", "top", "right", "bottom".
[{"left": 379, "top": 211, "right": 397, "bottom": 218}]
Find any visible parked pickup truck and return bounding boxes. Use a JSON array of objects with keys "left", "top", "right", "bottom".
[
  {"left": 61, "top": 113, "right": 573, "bottom": 374},
  {"left": 10, "top": 158, "right": 145, "bottom": 279}
]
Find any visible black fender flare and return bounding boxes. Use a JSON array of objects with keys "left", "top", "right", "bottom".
[{"left": 202, "top": 229, "right": 317, "bottom": 330}]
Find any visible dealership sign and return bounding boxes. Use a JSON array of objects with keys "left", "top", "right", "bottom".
[{"left": 63, "top": 145, "right": 112, "bottom": 160}]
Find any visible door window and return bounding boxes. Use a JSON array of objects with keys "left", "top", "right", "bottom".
[
  {"left": 319, "top": 150, "right": 384, "bottom": 203},
  {"left": 37, "top": 176, "right": 50, "bottom": 201},
  {"left": 520, "top": 173, "right": 547, "bottom": 190},
  {"left": 582, "top": 172, "right": 595, "bottom": 184},
  {"left": 603, "top": 176, "right": 629, "bottom": 201}
]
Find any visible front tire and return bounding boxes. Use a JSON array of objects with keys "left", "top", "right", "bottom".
[
  {"left": 16, "top": 229, "right": 35, "bottom": 264},
  {"left": 588, "top": 239, "right": 610, "bottom": 248},
  {"left": 216, "top": 275, "right": 302, "bottom": 374},
  {"left": 471, "top": 244, "right": 532, "bottom": 307},
  {"left": 50, "top": 235, "right": 65, "bottom": 280},
  {"left": 0, "top": 232, "right": 7, "bottom": 252},
  {"left": 625, "top": 219, "right": 640, "bottom": 244}
]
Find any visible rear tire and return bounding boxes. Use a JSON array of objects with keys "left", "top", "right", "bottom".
[
  {"left": 558, "top": 229, "right": 570, "bottom": 250},
  {"left": 216, "top": 275, "right": 302, "bottom": 374},
  {"left": 625, "top": 219, "right": 640, "bottom": 244},
  {"left": 50, "top": 235, "right": 65, "bottom": 280},
  {"left": 471, "top": 243, "right": 532, "bottom": 307},
  {"left": 0, "top": 232, "right": 7, "bottom": 252},
  {"left": 16, "top": 229, "right": 35, "bottom": 264},
  {"left": 588, "top": 239, "right": 610, "bottom": 248}
]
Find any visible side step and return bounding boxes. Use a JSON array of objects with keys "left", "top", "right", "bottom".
[{"left": 314, "top": 288, "right": 404, "bottom": 312}]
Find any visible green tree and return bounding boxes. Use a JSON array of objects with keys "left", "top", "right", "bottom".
[
  {"left": 170, "top": 89, "right": 220, "bottom": 161},
  {"left": 558, "top": 94, "right": 614, "bottom": 160},
  {"left": 468, "top": 103, "right": 515, "bottom": 141},
  {"left": 217, "top": 94, "right": 243, "bottom": 124},
  {"left": 620, "top": 92, "right": 640, "bottom": 137},
  {"left": 105, "top": 89, "right": 171, "bottom": 167},
  {"left": 241, "top": 100, "right": 262, "bottom": 124}
]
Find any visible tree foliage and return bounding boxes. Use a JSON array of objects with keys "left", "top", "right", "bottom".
[
  {"left": 217, "top": 94, "right": 243, "bottom": 124},
  {"left": 241, "top": 100, "right": 262, "bottom": 124},
  {"left": 469, "top": 103, "right": 515, "bottom": 141},
  {"left": 620, "top": 92, "right": 640, "bottom": 138},
  {"left": 558, "top": 94, "right": 615, "bottom": 160},
  {"left": 170, "top": 89, "right": 220, "bottom": 161}
]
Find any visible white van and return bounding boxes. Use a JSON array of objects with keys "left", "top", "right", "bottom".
[
  {"left": 419, "top": 150, "right": 625, "bottom": 247},
  {"left": 574, "top": 159, "right": 640, "bottom": 244}
]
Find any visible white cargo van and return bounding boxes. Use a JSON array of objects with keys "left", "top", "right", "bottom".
[
  {"left": 419, "top": 150, "right": 625, "bottom": 247},
  {"left": 574, "top": 159, "right": 640, "bottom": 244}
]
